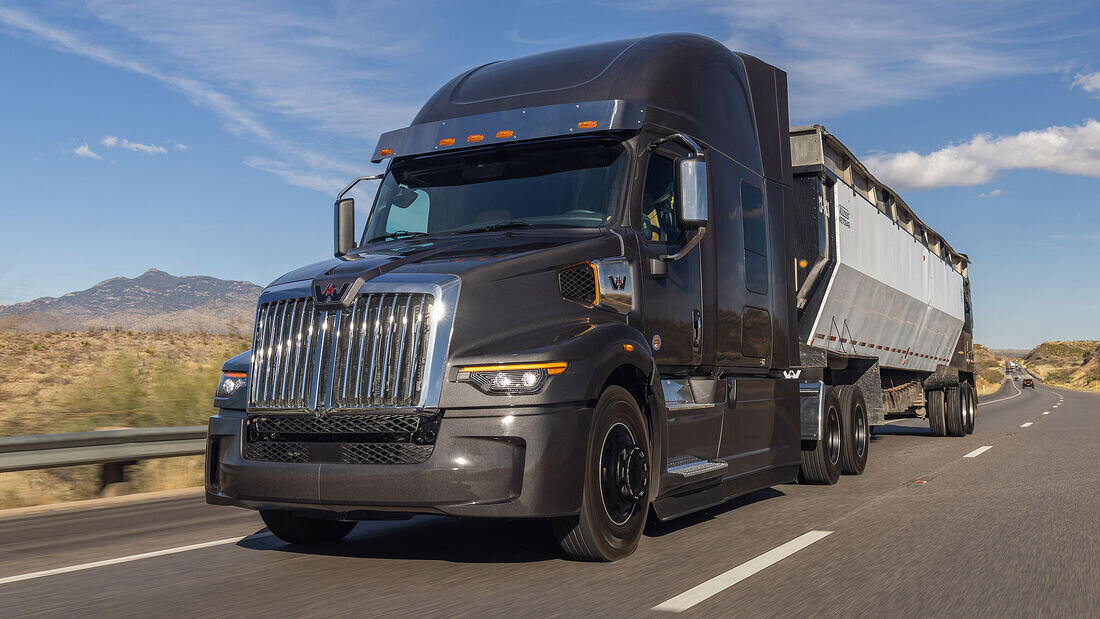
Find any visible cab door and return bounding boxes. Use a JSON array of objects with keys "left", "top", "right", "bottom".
[{"left": 636, "top": 147, "right": 718, "bottom": 462}]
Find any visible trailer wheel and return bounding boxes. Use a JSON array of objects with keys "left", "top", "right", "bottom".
[
  {"left": 799, "top": 386, "right": 842, "bottom": 485},
  {"left": 963, "top": 383, "right": 976, "bottom": 434},
  {"left": 926, "top": 389, "right": 947, "bottom": 437},
  {"left": 837, "top": 385, "right": 869, "bottom": 475},
  {"left": 553, "top": 385, "right": 649, "bottom": 561},
  {"left": 945, "top": 387, "right": 965, "bottom": 437},
  {"left": 260, "top": 510, "right": 356, "bottom": 545}
]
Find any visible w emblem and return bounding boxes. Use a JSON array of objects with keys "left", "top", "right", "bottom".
[
  {"left": 607, "top": 275, "right": 627, "bottom": 291},
  {"left": 314, "top": 282, "right": 351, "bottom": 303}
]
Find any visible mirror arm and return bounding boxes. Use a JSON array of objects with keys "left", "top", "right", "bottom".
[
  {"left": 650, "top": 133, "right": 705, "bottom": 158},
  {"left": 660, "top": 226, "right": 706, "bottom": 262},
  {"left": 337, "top": 174, "right": 384, "bottom": 200}
]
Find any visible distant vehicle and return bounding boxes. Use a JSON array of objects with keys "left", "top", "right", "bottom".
[
  {"left": 1014, "top": 376, "right": 1020, "bottom": 381},
  {"left": 1022, "top": 378, "right": 1034, "bottom": 388}
]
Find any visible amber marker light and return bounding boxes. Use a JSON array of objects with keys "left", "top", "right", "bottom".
[
  {"left": 467, "top": 134, "right": 484, "bottom": 143},
  {"left": 622, "top": 343, "right": 635, "bottom": 352},
  {"left": 578, "top": 120, "right": 598, "bottom": 128},
  {"left": 223, "top": 372, "right": 247, "bottom": 378},
  {"left": 378, "top": 148, "right": 394, "bottom": 157},
  {"left": 439, "top": 138, "right": 455, "bottom": 146},
  {"left": 799, "top": 259, "right": 809, "bottom": 268},
  {"left": 495, "top": 130, "right": 514, "bottom": 138}
]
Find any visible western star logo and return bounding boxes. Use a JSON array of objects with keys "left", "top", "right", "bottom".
[
  {"left": 608, "top": 275, "right": 627, "bottom": 290},
  {"left": 314, "top": 281, "right": 351, "bottom": 303}
]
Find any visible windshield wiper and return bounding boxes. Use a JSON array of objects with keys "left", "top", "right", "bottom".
[
  {"left": 452, "top": 222, "right": 537, "bottom": 234},
  {"left": 364, "top": 230, "right": 429, "bottom": 244}
]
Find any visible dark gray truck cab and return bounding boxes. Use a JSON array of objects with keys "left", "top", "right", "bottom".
[{"left": 207, "top": 33, "right": 972, "bottom": 560}]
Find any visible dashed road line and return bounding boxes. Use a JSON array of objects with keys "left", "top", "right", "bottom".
[
  {"left": 964, "top": 446, "right": 993, "bottom": 458},
  {"left": 1020, "top": 422, "right": 1033, "bottom": 428},
  {"left": 1043, "top": 411, "right": 1050, "bottom": 415},
  {"left": 652, "top": 531, "right": 834, "bottom": 613},
  {"left": 0, "top": 534, "right": 268, "bottom": 585}
]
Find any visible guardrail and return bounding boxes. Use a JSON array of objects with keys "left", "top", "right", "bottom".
[{"left": 0, "top": 426, "right": 206, "bottom": 494}]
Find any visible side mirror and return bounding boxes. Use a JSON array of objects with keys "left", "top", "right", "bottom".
[
  {"left": 678, "top": 158, "right": 708, "bottom": 227},
  {"left": 334, "top": 197, "right": 356, "bottom": 257}
]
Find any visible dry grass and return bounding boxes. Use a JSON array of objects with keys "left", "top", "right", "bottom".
[
  {"left": 1023, "top": 340, "right": 1100, "bottom": 393},
  {"left": 973, "top": 344, "right": 1004, "bottom": 395},
  {"left": 0, "top": 330, "right": 248, "bottom": 508}
]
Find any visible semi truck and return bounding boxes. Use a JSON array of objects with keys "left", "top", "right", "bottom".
[{"left": 206, "top": 33, "right": 976, "bottom": 561}]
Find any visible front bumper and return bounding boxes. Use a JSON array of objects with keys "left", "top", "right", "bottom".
[{"left": 205, "top": 404, "right": 590, "bottom": 519}]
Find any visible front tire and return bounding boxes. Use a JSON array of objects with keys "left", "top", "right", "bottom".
[
  {"left": 837, "top": 385, "right": 869, "bottom": 475},
  {"left": 554, "top": 386, "right": 650, "bottom": 562},
  {"left": 260, "top": 510, "right": 356, "bottom": 545},
  {"left": 799, "top": 387, "right": 842, "bottom": 485}
]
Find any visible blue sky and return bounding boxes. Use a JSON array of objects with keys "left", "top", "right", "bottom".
[{"left": 1, "top": 1, "right": 1099, "bottom": 348}]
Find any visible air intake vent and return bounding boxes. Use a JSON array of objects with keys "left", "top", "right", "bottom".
[{"left": 559, "top": 263, "right": 597, "bottom": 304}]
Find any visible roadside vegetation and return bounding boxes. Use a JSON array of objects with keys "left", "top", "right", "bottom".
[
  {"left": 1021, "top": 340, "right": 1100, "bottom": 392},
  {"left": 973, "top": 344, "right": 1004, "bottom": 396},
  {"left": 0, "top": 329, "right": 249, "bottom": 508}
]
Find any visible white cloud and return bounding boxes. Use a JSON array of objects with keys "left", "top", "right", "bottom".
[
  {"left": 705, "top": 0, "right": 1077, "bottom": 119},
  {"left": 243, "top": 157, "right": 346, "bottom": 193},
  {"left": 976, "top": 189, "right": 1005, "bottom": 198},
  {"left": 864, "top": 120, "right": 1100, "bottom": 191},
  {"left": 173, "top": 143, "right": 187, "bottom": 151},
  {"left": 1072, "top": 71, "right": 1100, "bottom": 97},
  {"left": 101, "top": 135, "right": 167, "bottom": 154},
  {"left": 73, "top": 143, "right": 101, "bottom": 159}
]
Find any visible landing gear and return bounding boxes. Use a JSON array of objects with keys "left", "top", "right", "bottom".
[
  {"left": 799, "top": 387, "right": 842, "bottom": 485},
  {"left": 554, "top": 386, "right": 650, "bottom": 561}
]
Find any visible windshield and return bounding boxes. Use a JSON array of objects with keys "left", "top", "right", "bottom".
[{"left": 360, "top": 139, "right": 628, "bottom": 244}]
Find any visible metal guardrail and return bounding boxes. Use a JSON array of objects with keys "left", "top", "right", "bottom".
[{"left": 0, "top": 426, "right": 206, "bottom": 473}]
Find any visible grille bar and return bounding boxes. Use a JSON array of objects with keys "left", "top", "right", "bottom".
[{"left": 249, "top": 293, "right": 434, "bottom": 411}]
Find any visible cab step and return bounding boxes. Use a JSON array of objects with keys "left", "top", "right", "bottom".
[{"left": 667, "top": 455, "right": 728, "bottom": 479}]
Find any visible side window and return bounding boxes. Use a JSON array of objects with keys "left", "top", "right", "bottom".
[
  {"left": 386, "top": 188, "right": 429, "bottom": 234},
  {"left": 742, "top": 181, "right": 768, "bottom": 295},
  {"left": 640, "top": 154, "right": 683, "bottom": 244}
]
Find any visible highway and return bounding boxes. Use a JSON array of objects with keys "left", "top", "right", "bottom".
[{"left": 1, "top": 379, "right": 1096, "bottom": 617}]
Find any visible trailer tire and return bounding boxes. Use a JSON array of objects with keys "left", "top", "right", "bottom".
[
  {"left": 926, "top": 389, "right": 947, "bottom": 437},
  {"left": 837, "top": 385, "right": 869, "bottom": 475},
  {"left": 799, "top": 386, "right": 842, "bottom": 485},
  {"left": 553, "top": 386, "right": 649, "bottom": 561},
  {"left": 260, "top": 510, "right": 356, "bottom": 545},
  {"left": 962, "top": 383, "right": 976, "bottom": 434},
  {"left": 945, "top": 387, "right": 965, "bottom": 437}
]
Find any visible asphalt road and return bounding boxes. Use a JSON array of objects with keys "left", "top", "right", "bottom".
[{"left": 1, "top": 379, "right": 1096, "bottom": 617}]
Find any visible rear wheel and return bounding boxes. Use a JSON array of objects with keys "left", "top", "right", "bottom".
[
  {"left": 926, "top": 389, "right": 947, "bottom": 437},
  {"left": 553, "top": 386, "right": 650, "bottom": 561},
  {"left": 837, "top": 385, "right": 869, "bottom": 475},
  {"left": 962, "top": 383, "right": 976, "bottom": 434},
  {"left": 799, "top": 387, "right": 842, "bottom": 485},
  {"left": 945, "top": 387, "right": 965, "bottom": 437},
  {"left": 260, "top": 510, "right": 356, "bottom": 545}
]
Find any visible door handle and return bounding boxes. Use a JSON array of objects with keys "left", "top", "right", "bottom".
[{"left": 692, "top": 310, "right": 701, "bottom": 348}]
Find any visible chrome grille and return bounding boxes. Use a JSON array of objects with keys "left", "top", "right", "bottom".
[{"left": 249, "top": 293, "right": 434, "bottom": 410}]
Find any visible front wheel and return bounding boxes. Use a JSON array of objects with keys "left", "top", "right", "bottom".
[
  {"left": 260, "top": 510, "right": 356, "bottom": 545},
  {"left": 554, "top": 386, "right": 650, "bottom": 562}
]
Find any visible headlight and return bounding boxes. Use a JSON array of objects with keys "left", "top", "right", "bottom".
[
  {"left": 457, "top": 362, "right": 567, "bottom": 395},
  {"left": 216, "top": 372, "right": 248, "bottom": 398}
]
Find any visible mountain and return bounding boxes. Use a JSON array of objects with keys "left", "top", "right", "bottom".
[
  {"left": 1021, "top": 340, "right": 1100, "bottom": 391},
  {"left": 0, "top": 269, "right": 261, "bottom": 334}
]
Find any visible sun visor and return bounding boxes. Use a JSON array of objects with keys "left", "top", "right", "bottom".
[{"left": 371, "top": 100, "right": 645, "bottom": 163}]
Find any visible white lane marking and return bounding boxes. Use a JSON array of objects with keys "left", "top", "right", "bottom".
[
  {"left": 1020, "top": 422, "right": 1033, "bottom": 428},
  {"left": 964, "top": 446, "right": 993, "bottom": 458},
  {"left": 1043, "top": 411, "right": 1050, "bottom": 415},
  {"left": 0, "top": 535, "right": 264, "bottom": 585},
  {"left": 653, "top": 530, "right": 833, "bottom": 613},
  {"left": 981, "top": 379, "right": 1022, "bottom": 406}
]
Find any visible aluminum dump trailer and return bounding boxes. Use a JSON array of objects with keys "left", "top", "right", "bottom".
[{"left": 788, "top": 126, "right": 975, "bottom": 476}]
